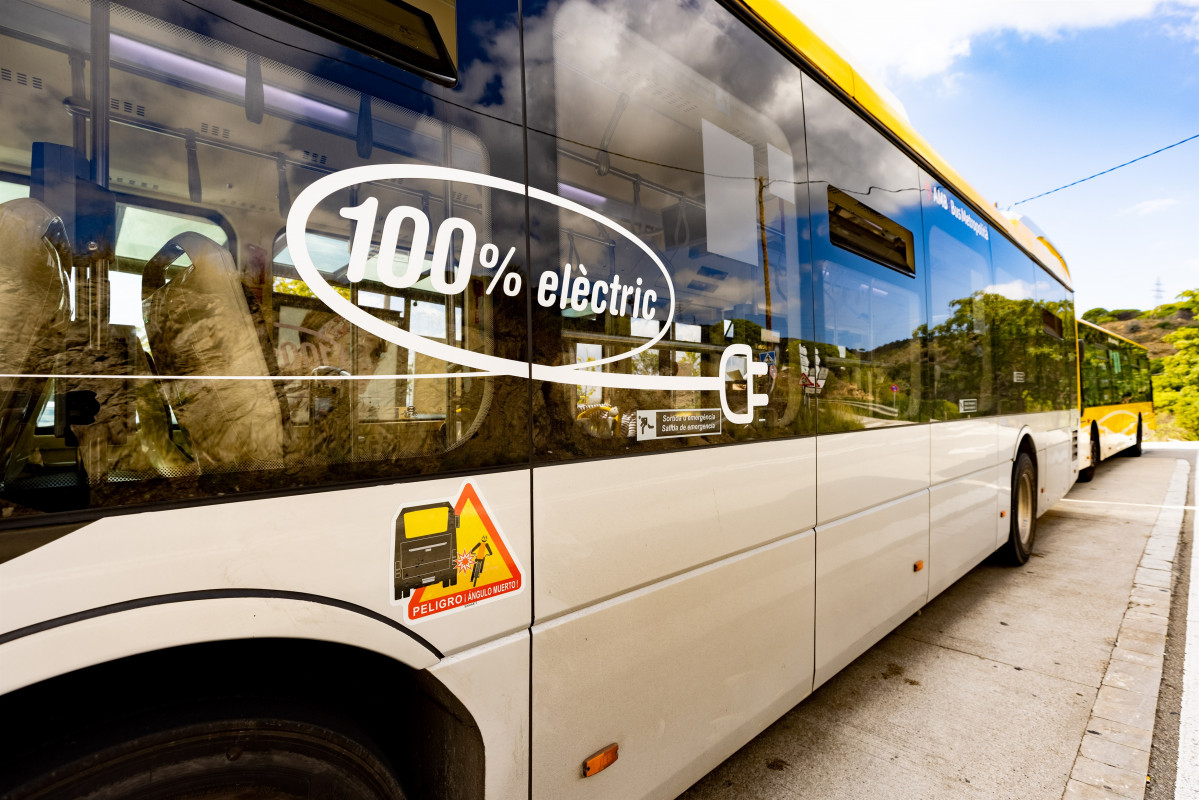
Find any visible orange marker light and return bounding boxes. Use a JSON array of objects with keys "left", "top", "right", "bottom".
[
  {"left": 1000, "top": 510, "right": 1007, "bottom": 518},
  {"left": 583, "top": 744, "right": 619, "bottom": 778},
  {"left": 913, "top": 560, "right": 924, "bottom": 572}
]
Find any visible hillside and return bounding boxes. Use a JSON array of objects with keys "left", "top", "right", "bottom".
[{"left": 1082, "top": 303, "right": 1197, "bottom": 359}]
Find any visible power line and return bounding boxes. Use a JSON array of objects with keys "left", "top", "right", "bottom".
[{"left": 1007, "top": 132, "right": 1199, "bottom": 209}]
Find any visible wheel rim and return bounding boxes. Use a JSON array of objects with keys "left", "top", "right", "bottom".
[{"left": 1017, "top": 470, "right": 1034, "bottom": 547}]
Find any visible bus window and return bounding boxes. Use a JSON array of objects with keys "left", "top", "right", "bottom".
[
  {"left": 0, "top": 0, "right": 527, "bottom": 521},
  {"left": 0, "top": 181, "right": 30, "bottom": 204},
  {"left": 989, "top": 234, "right": 1039, "bottom": 414},
  {"left": 1034, "top": 276, "right": 1076, "bottom": 410},
  {"left": 527, "top": 0, "right": 815, "bottom": 461},
  {"left": 922, "top": 178, "right": 994, "bottom": 420},
  {"left": 804, "top": 75, "right": 927, "bottom": 432}
]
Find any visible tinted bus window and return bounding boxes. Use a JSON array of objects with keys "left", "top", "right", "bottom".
[
  {"left": 1081, "top": 325, "right": 1113, "bottom": 407},
  {"left": 989, "top": 234, "right": 1038, "bottom": 414},
  {"left": 922, "top": 176, "right": 994, "bottom": 420},
  {"left": 1034, "top": 274, "right": 1076, "bottom": 411},
  {"left": 1131, "top": 347, "right": 1152, "bottom": 403},
  {"left": 803, "top": 75, "right": 927, "bottom": 432},
  {"left": 525, "top": 0, "right": 816, "bottom": 461},
  {"left": 0, "top": 0, "right": 527, "bottom": 522}
]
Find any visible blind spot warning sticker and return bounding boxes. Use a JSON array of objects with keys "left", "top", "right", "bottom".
[{"left": 392, "top": 482, "right": 523, "bottom": 622}]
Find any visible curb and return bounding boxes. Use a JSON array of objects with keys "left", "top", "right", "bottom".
[{"left": 1063, "top": 458, "right": 1191, "bottom": 800}]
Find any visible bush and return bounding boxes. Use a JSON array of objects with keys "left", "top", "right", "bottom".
[{"left": 1152, "top": 326, "right": 1199, "bottom": 439}]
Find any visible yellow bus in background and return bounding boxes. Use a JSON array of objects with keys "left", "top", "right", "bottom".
[{"left": 1077, "top": 318, "right": 1154, "bottom": 481}]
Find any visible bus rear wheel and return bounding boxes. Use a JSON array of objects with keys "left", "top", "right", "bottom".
[
  {"left": 5, "top": 715, "right": 407, "bottom": 800},
  {"left": 1003, "top": 452, "right": 1038, "bottom": 565}
]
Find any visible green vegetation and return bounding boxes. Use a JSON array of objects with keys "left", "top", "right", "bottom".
[
  {"left": 1153, "top": 327, "right": 1199, "bottom": 439},
  {"left": 1081, "top": 307, "right": 1114, "bottom": 325}
]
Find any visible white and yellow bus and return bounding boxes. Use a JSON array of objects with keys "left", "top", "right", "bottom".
[
  {"left": 1077, "top": 318, "right": 1154, "bottom": 481},
  {"left": 0, "top": 0, "right": 1081, "bottom": 797}
]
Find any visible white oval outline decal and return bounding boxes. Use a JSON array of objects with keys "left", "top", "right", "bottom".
[{"left": 286, "top": 165, "right": 693, "bottom": 387}]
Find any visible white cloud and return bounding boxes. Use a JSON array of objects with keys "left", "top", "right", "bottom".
[
  {"left": 1120, "top": 197, "right": 1181, "bottom": 216},
  {"left": 780, "top": 0, "right": 1199, "bottom": 81}
]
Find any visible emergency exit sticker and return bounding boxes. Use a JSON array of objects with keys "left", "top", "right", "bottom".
[
  {"left": 392, "top": 483, "right": 523, "bottom": 622},
  {"left": 635, "top": 408, "right": 721, "bottom": 441}
]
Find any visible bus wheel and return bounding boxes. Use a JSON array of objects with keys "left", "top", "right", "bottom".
[
  {"left": 1004, "top": 452, "right": 1038, "bottom": 565},
  {"left": 5, "top": 714, "right": 407, "bottom": 800},
  {"left": 1078, "top": 431, "right": 1099, "bottom": 482},
  {"left": 1127, "top": 419, "right": 1143, "bottom": 457}
]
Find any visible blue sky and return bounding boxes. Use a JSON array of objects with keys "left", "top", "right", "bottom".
[{"left": 782, "top": 0, "right": 1199, "bottom": 315}]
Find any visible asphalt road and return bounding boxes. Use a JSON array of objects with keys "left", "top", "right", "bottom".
[{"left": 677, "top": 443, "right": 1196, "bottom": 800}]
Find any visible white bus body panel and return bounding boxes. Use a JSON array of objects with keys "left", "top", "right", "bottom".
[
  {"left": 997, "top": 416, "right": 1027, "bottom": 471},
  {"left": 0, "top": 471, "right": 533, "bottom": 687},
  {"left": 930, "top": 417, "right": 999, "bottom": 483},
  {"left": 928, "top": 468, "right": 1000, "bottom": 600},
  {"left": 532, "top": 438, "right": 816, "bottom": 622},
  {"left": 429, "top": 631, "right": 530, "bottom": 800},
  {"left": 531, "top": 532, "right": 815, "bottom": 800},
  {"left": 816, "top": 426, "right": 930, "bottom": 526},
  {"left": 995, "top": 461, "right": 1014, "bottom": 549},
  {"left": 0, "top": 596, "right": 440, "bottom": 697},
  {"left": 814, "top": 490, "right": 929, "bottom": 688}
]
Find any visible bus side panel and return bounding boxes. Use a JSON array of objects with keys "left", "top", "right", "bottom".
[
  {"left": 530, "top": 532, "right": 815, "bottom": 800},
  {"left": 814, "top": 490, "right": 929, "bottom": 688},
  {"left": 929, "top": 468, "right": 1000, "bottom": 600},
  {"left": 995, "top": 459, "right": 1014, "bottom": 549},
  {"left": 0, "top": 596, "right": 442, "bottom": 697},
  {"left": 1090, "top": 402, "right": 1149, "bottom": 459},
  {"left": 0, "top": 472, "right": 533, "bottom": 664},
  {"left": 1027, "top": 409, "right": 1075, "bottom": 512},
  {"left": 815, "top": 426, "right": 930, "bottom": 526},
  {"left": 532, "top": 438, "right": 816, "bottom": 622},
  {"left": 1043, "top": 409, "right": 1077, "bottom": 508},
  {"left": 929, "top": 418, "right": 1001, "bottom": 596},
  {"left": 428, "top": 631, "right": 530, "bottom": 800},
  {"left": 930, "top": 418, "right": 999, "bottom": 484},
  {"left": 996, "top": 416, "right": 1026, "bottom": 472}
]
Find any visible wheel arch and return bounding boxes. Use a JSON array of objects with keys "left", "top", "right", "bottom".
[
  {"left": 1011, "top": 426, "right": 1038, "bottom": 468},
  {"left": 0, "top": 603, "right": 485, "bottom": 800}
]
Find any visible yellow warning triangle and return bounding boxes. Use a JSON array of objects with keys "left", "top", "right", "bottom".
[{"left": 407, "top": 483, "right": 522, "bottom": 621}]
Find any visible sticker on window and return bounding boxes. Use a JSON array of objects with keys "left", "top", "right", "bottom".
[
  {"left": 288, "top": 166, "right": 769, "bottom": 424},
  {"left": 635, "top": 409, "right": 721, "bottom": 441}
]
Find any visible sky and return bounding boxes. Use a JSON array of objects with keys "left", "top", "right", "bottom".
[{"left": 781, "top": 0, "right": 1199, "bottom": 316}]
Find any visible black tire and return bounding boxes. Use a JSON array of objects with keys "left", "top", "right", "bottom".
[
  {"left": 1127, "top": 419, "right": 1143, "bottom": 457},
  {"left": 1078, "top": 429, "right": 1099, "bottom": 482},
  {"left": 1004, "top": 451, "right": 1038, "bottom": 565},
  {"left": 4, "top": 711, "right": 407, "bottom": 800}
]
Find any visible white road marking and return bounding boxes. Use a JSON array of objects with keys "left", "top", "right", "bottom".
[{"left": 1059, "top": 498, "right": 1196, "bottom": 511}]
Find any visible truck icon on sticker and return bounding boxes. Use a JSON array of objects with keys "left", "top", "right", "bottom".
[{"left": 394, "top": 502, "right": 459, "bottom": 600}]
